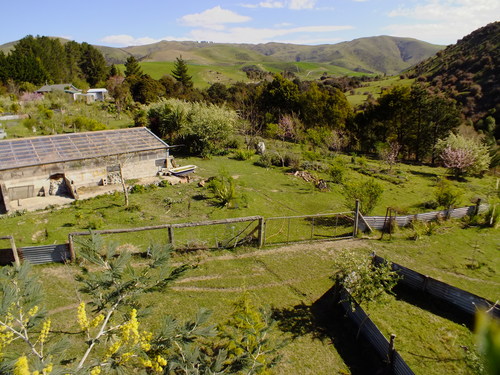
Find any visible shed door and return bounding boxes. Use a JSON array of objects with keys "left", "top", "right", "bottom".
[{"left": 8, "top": 185, "right": 34, "bottom": 200}]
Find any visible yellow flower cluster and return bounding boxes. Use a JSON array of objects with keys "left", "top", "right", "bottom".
[
  {"left": 32, "top": 363, "right": 53, "bottom": 375},
  {"left": 140, "top": 355, "right": 167, "bottom": 373},
  {"left": 39, "top": 319, "right": 51, "bottom": 344},
  {"left": 28, "top": 306, "right": 39, "bottom": 317},
  {"left": 90, "top": 366, "right": 101, "bottom": 375},
  {"left": 89, "top": 314, "right": 104, "bottom": 328},
  {"left": 77, "top": 302, "right": 89, "bottom": 331},
  {"left": 13, "top": 356, "right": 30, "bottom": 375},
  {"left": 12, "top": 356, "right": 53, "bottom": 375},
  {"left": 0, "top": 324, "right": 15, "bottom": 355},
  {"left": 121, "top": 309, "right": 140, "bottom": 344}
]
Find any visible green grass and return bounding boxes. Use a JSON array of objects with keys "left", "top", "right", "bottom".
[{"left": 345, "top": 76, "right": 415, "bottom": 107}]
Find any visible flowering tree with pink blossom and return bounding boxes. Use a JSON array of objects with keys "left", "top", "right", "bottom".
[{"left": 437, "top": 133, "right": 490, "bottom": 178}]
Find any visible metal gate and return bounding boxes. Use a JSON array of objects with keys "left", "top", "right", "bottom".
[{"left": 263, "top": 212, "right": 355, "bottom": 246}]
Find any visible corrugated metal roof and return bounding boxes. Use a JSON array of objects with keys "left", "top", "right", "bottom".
[{"left": 0, "top": 127, "right": 169, "bottom": 171}]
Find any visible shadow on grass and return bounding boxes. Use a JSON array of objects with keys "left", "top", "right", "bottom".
[
  {"left": 393, "top": 284, "right": 475, "bottom": 329},
  {"left": 272, "top": 289, "right": 385, "bottom": 375},
  {"left": 408, "top": 170, "right": 438, "bottom": 179}
]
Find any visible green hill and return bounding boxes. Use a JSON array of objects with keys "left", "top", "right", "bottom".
[
  {"left": 111, "top": 36, "right": 443, "bottom": 76},
  {"left": 410, "top": 21, "right": 500, "bottom": 131}
]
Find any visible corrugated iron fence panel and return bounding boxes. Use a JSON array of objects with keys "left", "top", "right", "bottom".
[
  {"left": 360, "top": 205, "right": 487, "bottom": 231},
  {"left": 338, "top": 288, "right": 415, "bottom": 375},
  {"left": 374, "top": 256, "right": 499, "bottom": 319},
  {"left": 20, "top": 244, "right": 70, "bottom": 265}
]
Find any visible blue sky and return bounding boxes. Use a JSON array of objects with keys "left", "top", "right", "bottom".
[{"left": 1, "top": 0, "right": 498, "bottom": 47}]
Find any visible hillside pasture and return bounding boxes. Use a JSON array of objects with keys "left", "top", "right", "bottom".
[{"left": 117, "top": 61, "right": 367, "bottom": 88}]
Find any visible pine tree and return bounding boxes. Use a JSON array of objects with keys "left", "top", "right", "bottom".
[
  {"left": 124, "top": 56, "right": 142, "bottom": 77},
  {"left": 171, "top": 56, "right": 193, "bottom": 88}
]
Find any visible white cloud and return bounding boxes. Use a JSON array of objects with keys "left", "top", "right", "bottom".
[
  {"left": 386, "top": 0, "right": 500, "bottom": 44},
  {"left": 242, "top": 0, "right": 317, "bottom": 9},
  {"left": 242, "top": 1, "right": 284, "bottom": 8},
  {"left": 288, "top": 0, "right": 317, "bottom": 9},
  {"left": 179, "top": 6, "right": 251, "bottom": 31},
  {"left": 100, "top": 34, "right": 163, "bottom": 46}
]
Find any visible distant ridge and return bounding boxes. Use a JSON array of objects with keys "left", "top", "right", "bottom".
[{"left": 1, "top": 36, "right": 444, "bottom": 76}]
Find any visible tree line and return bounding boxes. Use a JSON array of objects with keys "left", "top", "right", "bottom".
[{"left": 0, "top": 35, "right": 108, "bottom": 87}]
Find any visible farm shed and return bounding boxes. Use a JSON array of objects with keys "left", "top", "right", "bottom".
[
  {"left": 35, "top": 84, "right": 81, "bottom": 96},
  {"left": 0, "top": 127, "right": 172, "bottom": 213},
  {"left": 87, "top": 88, "right": 108, "bottom": 101}
]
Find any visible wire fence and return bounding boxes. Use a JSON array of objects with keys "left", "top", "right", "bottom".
[{"left": 264, "top": 212, "right": 355, "bottom": 246}]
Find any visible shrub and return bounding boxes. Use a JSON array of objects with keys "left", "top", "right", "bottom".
[
  {"left": 434, "top": 179, "right": 463, "bottom": 208},
  {"left": 329, "top": 163, "right": 345, "bottom": 184},
  {"left": 232, "top": 149, "right": 255, "bottom": 161},
  {"left": 301, "top": 160, "right": 327, "bottom": 172},
  {"left": 255, "top": 152, "right": 281, "bottom": 168},
  {"left": 342, "top": 178, "right": 384, "bottom": 215},
  {"left": 206, "top": 172, "right": 245, "bottom": 208},
  {"left": 331, "top": 250, "right": 400, "bottom": 309},
  {"left": 283, "top": 152, "right": 301, "bottom": 169},
  {"left": 129, "top": 184, "right": 146, "bottom": 194}
]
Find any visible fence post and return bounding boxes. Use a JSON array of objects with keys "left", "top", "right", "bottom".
[
  {"left": 258, "top": 217, "right": 265, "bottom": 248},
  {"left": 474, "top": 198, "right": 482, "bottom": 216},
  {"left": 353, "top": 199, "right": 360, "bottom": 237},
  {"left": 9, "top": 236, "right": 20, "bottom": 267},
  {"left": 168, "top": 226, "right": 175, "bottom": 249},
  {"left": 388, "top": 334, "right": 396, "bottom": 368},
  {"left": 68, "top": 234, "right": 76, "bottom": 262}
]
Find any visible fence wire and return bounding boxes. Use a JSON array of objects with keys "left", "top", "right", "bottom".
[{"left": 264, "top": 212, "right": 354, "bottom": 246}]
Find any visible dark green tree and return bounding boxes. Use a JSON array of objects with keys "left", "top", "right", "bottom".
[
  {"left": 64, "top": 40, "right": 83, "bottom": 82},
  {"left": 171, "top": 56, "right": 193, "bottom": 88},
  {"left": 79, "top": 43, "right": 107, "bottom": 86},
  {"left": 259, "top": 73, "right": 300, "bottom": 123},
  {"left": 108, "top": 64, "right": 120, "bottom": 77},
  {"left": 129, "top": 74, "right": 164, "bottom": 104},
  {"left": 124, "top": 56, "right": 142, "bottom": 78}
]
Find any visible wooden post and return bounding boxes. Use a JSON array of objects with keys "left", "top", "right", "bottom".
[
  {"left": 258, "top": 217, "right": 265, "bottom": 248},
  {"left": 9, "top": 236, "right": 20, "bottom": 267},
  {"left": 353, "top": 199, "right": 360, "bottom": 238},
  {"left": 388, "top": 334, "right": 396, "bottom": 367},
  {"left": 68, "top": 234, "right": 76, "bottom": 262},
  {"left": 474, "top": 198, "right": 481, "bottom": 216},
  {"left": 168, "top": 226, "right": 174, "bottom": 248},
  {"left": 310, "top": 217, "right": 315, "bottom": 240}
]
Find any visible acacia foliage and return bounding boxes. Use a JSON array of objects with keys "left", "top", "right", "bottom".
[{"left": 148, "top": 99, "right": 238, "bottom": 156}]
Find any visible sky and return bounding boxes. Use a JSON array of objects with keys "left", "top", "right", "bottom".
[{"left": 1, "top": 0, "right": 498, "bottom": 47}]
